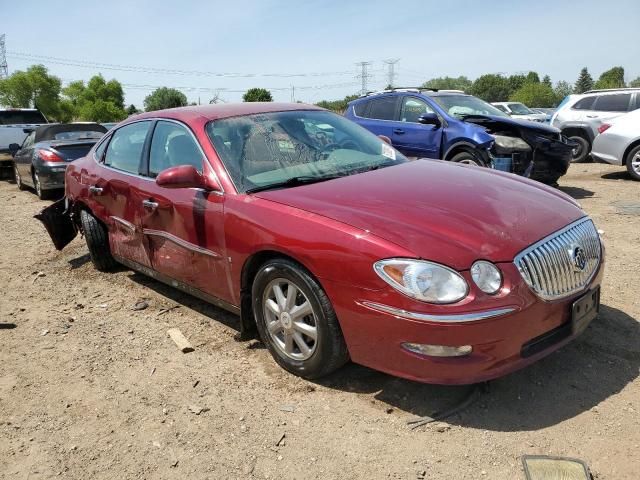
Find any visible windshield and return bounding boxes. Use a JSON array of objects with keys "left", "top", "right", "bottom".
[
  {"left": 0, "top": 110, "right": 47, "bottom": 125},
  {"left": 53, "top": 130, "right": 105, "bottom": 140},
  {"left": 206, "top": 110, "right": 407, "bottom": 193},
  {"left": 431, "top": 95, "right": 509, "bottom": 118},
  {"left": 507, "top": 103, "right": 535, "bottom": 115}
]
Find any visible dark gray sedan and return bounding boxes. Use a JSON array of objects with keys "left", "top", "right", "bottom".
[{"left": 10, "top": 123, "right": 107, "bottom": 199}]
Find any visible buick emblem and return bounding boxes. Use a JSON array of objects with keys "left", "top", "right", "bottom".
[{"left": 570, "top": 245, "right": 587, "bottom": 271}]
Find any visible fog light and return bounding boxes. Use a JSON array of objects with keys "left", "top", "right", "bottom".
[{"left": 402, "top": 342, "right": 472, "bottom": 357}]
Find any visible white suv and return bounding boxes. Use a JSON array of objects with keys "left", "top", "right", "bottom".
[{"left": 550, "top": 88, "right": 640, "bottom": 162}]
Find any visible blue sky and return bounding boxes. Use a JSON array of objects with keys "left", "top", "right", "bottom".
[{"left": 3, "top": 0, "right": 639, "bottom": 107}]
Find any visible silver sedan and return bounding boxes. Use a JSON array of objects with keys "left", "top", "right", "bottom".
[{"left": 591, "top": 108, "right": 640, "bottom": 181}]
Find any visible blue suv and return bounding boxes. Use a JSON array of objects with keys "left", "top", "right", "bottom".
[{"left": 344, "top": 89, "right": 575, "bottom": 185}]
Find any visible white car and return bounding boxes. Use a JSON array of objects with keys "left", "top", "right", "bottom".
[
  {"left": 491, "top": 102, "right": 547, "bottom": 122},
  {"left": 591, "top": 108, "right": 640, "bottom": 180}
]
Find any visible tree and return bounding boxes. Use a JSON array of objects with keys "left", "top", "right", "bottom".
[
  {"left": 470, "top": 74, "right": 511, "bottom": 102},
  {"left": 630, "top": 77, "right": 640, "bottom": 88},
  {"left": 126, "top": 104, "right": 140, "bottom": 116},
  {"left": 507, "top": 74, "right": 527, "bottom": 94},
  {"left": 316, "top": 94, "right": 359, "bottom": 113},
  {"left": 574, "top": 67, "right": 594, "bottom": 94},
  {"left": 0, "top": 65, "right": 62, "bottom": 119},
  {"left": 542, "top": 75, "right": 552, "bottom": 88},
  {"left": 60, "top": 74, "right": 127, "bottom": 122},
  {"left": 510, "top": 82, "right": 556, "bottom": 107},
  {"left": 421, "top": 76, "right": 472, "bottom": 92},
  {"left": 243, "top": 88, "right": 273, "bottom": 102},
  {"left": 525, "top": 71, "right": 540, "bottom": 84},
  {"left": 594, "top": 66, "right": 626, "bottom": 89},
  {"left": 143, "top": 87, "right": 187, "bottom": 112},
  {"left": 554, "top": 81, "right": 573, "bottom": 104}
]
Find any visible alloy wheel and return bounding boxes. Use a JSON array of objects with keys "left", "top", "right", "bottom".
[
  {"left": 262, "top": 278, "right": 318, "bottom": 361},
  {"left": 34, "top": 172, "right": 42, "bottom": 197},
  {"left": 632, "top": 152, "right": 640, "bottom": 175}
]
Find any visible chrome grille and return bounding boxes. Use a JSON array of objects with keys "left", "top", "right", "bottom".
[{"left": 514, "top": 218, "right": 601, "bottom": 300}]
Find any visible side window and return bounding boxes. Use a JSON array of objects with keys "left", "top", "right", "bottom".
[
  {"left": 22, "top": 132, "right": 35, "bottom": 149},
  {"left": 572, "top": 96, "right": 596, "bottom": 110},
  {"left": 593, "top": 94, "right": 632, "bottom": 112},
  {"left": 104, "top": 121, "right": 151, "bottom": 174},
  {"left": 94, "top": 136, "right": 109, "bottom": 162},
  {"left": 493, "top": 104, "right": 508, "bottom": 113},
  {"left": 400, "top": 97, "right": 435, "bottom": 123},
  {"left": 149, "top": 121, "right": 203, "bottom": 177},
  {"left": 366, "top": 96, "right": 399, "bottom": 120},
  {"left": 353, "top": 101, "right": 368, "bottom": 117}
]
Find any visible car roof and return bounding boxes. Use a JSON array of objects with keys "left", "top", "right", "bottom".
[
  {"left": 33, "top": 123, "right": 107, "bottom": 142},
  {"left": 132, "top": 102, "right": 324, "bottom": 123}
]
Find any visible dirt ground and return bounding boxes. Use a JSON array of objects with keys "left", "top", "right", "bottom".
[{"left": 1, "top": 162, "right": 638, "bottom": 480}]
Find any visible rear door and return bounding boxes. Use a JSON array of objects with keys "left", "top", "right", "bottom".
[
  {"left": 352, "top": 95, "right": 400, "bottom": 140},
  {"left": 14, "top": 131, "right": 35, "bottom": 183},
  {"left": 87, "top": 120, "right": 154, "bottom": 268},
  {"left": 392, "top": 96, "right": 443, "bottom": 159},
  {"left": 137, "top": 120, "right": 229, "bottom": 301},
  {"left": 589, "top": 93, "right": 634, "bottom": 124}
]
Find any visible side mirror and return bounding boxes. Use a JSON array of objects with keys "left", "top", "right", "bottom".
[
  {"left": 418, "top": 113, "right": 441, "bottom": 128},
  {"left": 378, "top": 135, "right": 392, "bottom": 145},
  {"left": 22, "top": 128, "right": 34, "bottom": 134},
  {"left": 9, "top": 143, "right": 20, "bottom": 156},
  {"left": 156, "top": 165, "right": 220, "bottom": 191}
]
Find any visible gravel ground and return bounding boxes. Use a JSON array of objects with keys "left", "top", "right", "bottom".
[{"left": 1, "top": 162, "right": 639, "bottom": 479}]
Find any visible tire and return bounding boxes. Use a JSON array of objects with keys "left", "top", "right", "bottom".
[
  {"left": 567, "top": 135, "right": 590, "bottom": 163},
  {"left": 625, "top": 145, "right": 640, "bottom": 181},
  {"left": 252, "top": 258, "right": 349, "bottom": 379},
  {"left": 14, "top": 164, "right": 27, "bottom": 190},
  {"left": 33, "top": 170, "right": 53, "bottom": 200},
  {"left": 450, "top": 151, "right": 485, "bottom": 167},
  {"left": 80, "top": 210, "right": 118, "bottom": 272}
]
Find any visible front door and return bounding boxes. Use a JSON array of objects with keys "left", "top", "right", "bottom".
[
  {"left": 391, "top": 96, "right": 443, "bottom": 159},
  {"left": 14, "top": 131, "right": 35, "bottom": 185},
  {"left": 137, "top": 120, "right": 229, "bottom": 302}
]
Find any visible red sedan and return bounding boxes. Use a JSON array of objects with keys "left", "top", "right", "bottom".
[{"left": 38, "top": 103, "right": 604, "bottom": 384}]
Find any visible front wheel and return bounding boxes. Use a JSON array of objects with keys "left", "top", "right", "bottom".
[
  {"left": 568, "top": 135, "right": 590, "bottom": 163},
  {"left": 625, "top": 145, "right": 640, "bottom": 181},
  {"left": 450, "top": 151, "right": 485, "bottom": 167},
  {"left": 252, "top": 258, "right": 349, "bottom": 379}
]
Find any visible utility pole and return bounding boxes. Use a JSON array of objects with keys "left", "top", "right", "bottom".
[
  {"left": 0, "top": 34, "right": 8, "bottom": 79},
  {"left": 355, "top": 61, "right": 372, "bottom": 95},
  {"left": 290, "top": 85, "right": 295, "bottom": 102},
  {"left": 383, "top": 58, "right": 400, "bottom": 88}
]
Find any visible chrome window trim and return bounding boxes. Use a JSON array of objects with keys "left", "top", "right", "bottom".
[
  {"left": 359, "top": 301, "right": 515, "bottom": 323},
  {"left": 143, "top": 228, "right": 221, "bottom": 259},
  {"left": 513, "top": 217, "right": 602, "bottom": 301}
]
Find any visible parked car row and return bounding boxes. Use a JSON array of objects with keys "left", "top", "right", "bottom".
[
  {"left": 0, "top": 108, "right": 49, "bottom": 176},
  {"left": 345, "top": 88, "right": 576, "bottom": 185},
  {"left": 591, "top": 107, "right": 640, "bottom": 180},
  {"left": 33, "top": 102, "right": 603, "bottom": 385}
]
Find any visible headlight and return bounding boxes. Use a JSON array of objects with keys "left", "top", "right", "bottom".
[
  {"left": 493, "top": 134, "right": 531, "bottom": 151},
  {"left": 374, "top": 259, "right": 468, "bottom": 304},
  {"left": 470, "top": 261, "right": 502, "bottom": 294}
]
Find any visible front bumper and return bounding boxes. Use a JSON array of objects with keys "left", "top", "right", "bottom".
[{"left": 322, "top": 260, "right": 604, "bottom": 385}]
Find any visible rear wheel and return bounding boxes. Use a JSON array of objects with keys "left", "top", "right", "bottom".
[
  {"left": 450, "top": 151, "right": 485, "bottom": 167},
  {"left": 252, "top": 258, "right": 349, "bottom": 379},
  {"left": 14, "top": 164, "right": 26, "bottom": 190},
  {"left": 625, "top": 145, "right": 640, "bottom": 181},
  {"left": 567, "top": 135, "right": 590, "bottom": 163},
  {"left": 80, "top": 210, "right": 118, "bottom": 271},
  {"left": 33, "top": 171, "right": 54, "bottom": 200}
]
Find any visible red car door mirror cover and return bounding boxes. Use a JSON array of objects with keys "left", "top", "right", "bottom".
[{"left": 155, "top": 165, "right": 220, "bottom": 191}]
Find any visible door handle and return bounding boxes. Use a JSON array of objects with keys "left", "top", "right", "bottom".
[
  {"left": 88, "top": 186, "right": 103, "bottom": 195},
  {"left": 393, "top": 128, "right": 405, "bottom": 134},
  {"left": 142, "top": 199, "right": 159, "bottom": 210}
]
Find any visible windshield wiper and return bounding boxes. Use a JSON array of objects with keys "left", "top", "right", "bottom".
[{"left": 245, "top": 174, "right": 343, "bottom": 194}]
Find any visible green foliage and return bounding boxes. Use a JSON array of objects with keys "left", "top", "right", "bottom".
[
  {"left": 509, "top": 82, "right": 556, "bottom": 107},
  {"left": 630, "top": 77, "right": 640, "bottom": 88},
  {"left": 0, "top": 65, "right": 62, "bottom": 119},
  {"left": 126, "top": 104, "right": 140, "bottom": 116},
  {"left": 421, "top": 76, "right": 472, "bottom": 92},
  {"left": 243, "top": 88, "right": 273, "bottom": 102},
  {"left": 143, "top": 87, "right": 188, "bottom": 112},
  {"left": 60, "top": 75, "right": 127, "bottom": 122},
  {"left": 316, "top": 94, "right": 359, "bottom": 113},
  {"left": 542, "top": 75, "right": 552, "bottom": 88},
  {"left": 574, "top": 67, "right": 594, "bottom": 94},
  {"left": 553, "top": 81, "right": 574, "bottom": 104},
  {"left": 525, "top": 71, "right": 540, "bottom": 84},
  {"left": 594, "top": 66, "right": 626, "bottom": 89},
  {"left": 470, "top": 74, "right": 511, "bottom": 102}
]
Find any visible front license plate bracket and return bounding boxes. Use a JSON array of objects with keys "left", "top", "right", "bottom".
[{"left": 571, "top": 286, "right": 600, "bottom": 335}]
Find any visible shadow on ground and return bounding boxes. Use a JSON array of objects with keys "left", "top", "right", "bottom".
[
  {"left": 316, "top": 304, "right": 639, "bottom": 432},
  {"left": 558, "top": 185, "right": 596, "bottom": 200},
  {"left": 601, "top": 171, "right": 634, "bottom": 181}
]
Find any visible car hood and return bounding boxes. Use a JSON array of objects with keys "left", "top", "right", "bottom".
[
  {"left": 463, "top": 114, "right": 560, "bottom": 134},
  {"left": 255, "top": 160, "right": 584, "bottom": 270}
]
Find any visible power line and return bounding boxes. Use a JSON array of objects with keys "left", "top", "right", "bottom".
[
  {"left": 383, "top": 58, "right": 400, "bottom": 88},
  {"left": 355, "top": 61, "right": 373, "bottom": 95},
  {"left": 7, "top": 51, "right": 354, "bottom": 79},
  {"left": 0, "top": 35, "right": 8, "bottom": 79}
]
